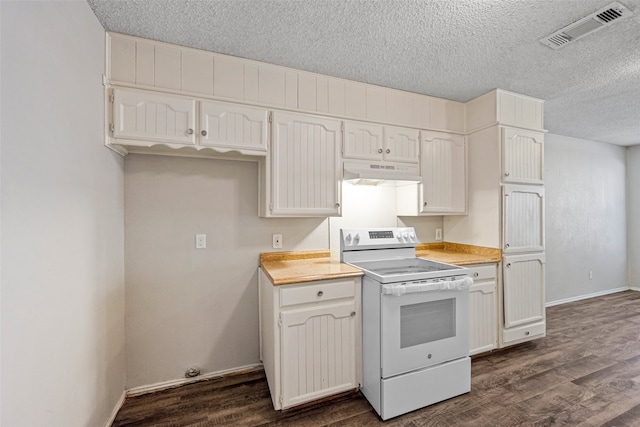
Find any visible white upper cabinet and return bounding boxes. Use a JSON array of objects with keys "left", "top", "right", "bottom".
[
  {"left": 113, "top": 88, "right": 196, "bottom": 146},
  {"left": 420, "top": 131, "right": 466, "bottom": 214},
  {"left": 502, "top": 185, "right": 545, "bottom": 253},
  {"left": 199, "top": 100, "right": 268, "bottom": 153},
  {"left": 396, "top": 130, "right": 466, "bottom": 216},
  {"left": 262, "top": 111, "right": 342, "bottom": 217},
  {"left": 110, "top": 88, "right": 268, "bottom": 156},
  {"left": 465, "top": 89, "right": 544, "bottom": 133},
  {"left": 343, "top": 121, "right": 419, "bottom": 164},
  {"left": 384, "top": 126, "right": 420, "bottom": 164},
  {"left": 343, "top": 121, "right": 384, "bottom": 161},
  {"left": 502, "top": 127, "right": 544, "bottom": 185}
]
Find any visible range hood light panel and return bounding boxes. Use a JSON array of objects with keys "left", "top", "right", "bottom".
[{"left": 349, "top": 178, "right": 385, "bottom": 186}]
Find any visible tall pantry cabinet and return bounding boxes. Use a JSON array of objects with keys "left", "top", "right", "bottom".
[{"left": 445, "top": 89, "right": 546, "bottom": 348}]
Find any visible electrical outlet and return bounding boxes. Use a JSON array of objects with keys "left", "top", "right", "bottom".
[
  {"left": 273, "top": 234, "right": 283, "bottom": 249},
  {"left": 195, "top": 234, "right": 206, "bottom": 249},
  {"left": 435, "top": 229, "right": 442, "bottom": 241}
]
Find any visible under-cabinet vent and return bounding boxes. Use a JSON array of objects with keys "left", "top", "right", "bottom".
[{"left": 539, "top": 2, "right": 633, "bottom": 49}]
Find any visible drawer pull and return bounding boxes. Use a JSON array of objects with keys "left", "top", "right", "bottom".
[
  {"left": 350, "top": 311, "right": 356, "bottom": 317},
  {"left": 525, "top": 331, "right": 530, "bottom": 336},
  {"left": 317, "top": 291, "right": 324, "bottom": 297},
  {"left": 473, "top": 272, "right": 479, "bottom": 278}
]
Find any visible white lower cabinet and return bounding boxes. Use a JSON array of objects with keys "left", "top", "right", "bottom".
[
  {"left": 501, "top": 253, "right": 546, "bottom": 345},
  {"left": 259, "top": 268, "right": 361, "bottom": 410},
  {"left": 467, "top": 264, "right": 498, "bottom": 356}
]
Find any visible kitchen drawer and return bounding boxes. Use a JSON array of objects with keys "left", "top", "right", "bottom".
[
  {"left": 466, "top": 264, "right": 497, "bottom": 282},
  {"left": 502, "top": 320, "right": 546, "bottom": 344},
  {"left": 280, "top": 278, "right": 356, "bottom": 307}
]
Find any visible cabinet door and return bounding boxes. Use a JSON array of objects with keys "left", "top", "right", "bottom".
[
  {"left": 503, "top": 185, "right": 544, "bottom": 253},
  {"left": 113, "top": 88, "right": 196, "bottom": 146},
  {"left": 503, "top": 253, "right": 545, "bottom": 329},
  {"left": 384, "top": 126, "right": 420, "bottom": 164},
  {"left": 280, "top": 301, "right": 357, "bottom": 409},
  {"left": 502, "top": 128, "right": 544, "bottom": 184},
  {"left": 342, "top": 121, "right": 384, "bottom": 161},
  {"left": 468, "top": 264, "right": 498, "bottom": 355},
  {"left": 199, "top": 100, "right": 268, "bottom": 154},
  {"left": 469, "top": 281, "right": 498, "bottom": 355},
  {"left": 420, "top": 131, "right": 466, "bottom": 214},
  {"left": 270, "top": 111, "right": 341, "bottom": 216}
]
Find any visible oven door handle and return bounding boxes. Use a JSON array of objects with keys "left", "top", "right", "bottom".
[{"left": 381, "top": 277, "right": 473, "bottom": 296}]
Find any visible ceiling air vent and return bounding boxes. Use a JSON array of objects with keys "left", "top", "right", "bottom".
[{"left": 540, "top": 2, "right": 633, "bottom": 49}]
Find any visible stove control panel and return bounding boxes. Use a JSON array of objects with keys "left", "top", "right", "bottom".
[{"left": 340, "top": 227, "right": 418, "bottom": 250}]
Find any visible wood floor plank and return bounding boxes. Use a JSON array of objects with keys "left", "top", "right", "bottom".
[{"left": 112, "top": 290, "right": 640, "bottom": 427}]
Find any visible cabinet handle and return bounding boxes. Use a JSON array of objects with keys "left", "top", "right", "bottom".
[
  {"left": 378, "top": 148, "right": 383, "bottom": 154},
  {"left": 525, "top": 331, "right": 530, "bottom": 336},
  {"left": 317, "top": 291, "right": 324, "bottom": 297},
  {"left": 473, "top": 272, "right": 479, "bottom": 278},
  {"left": 350, "top": 311, "right": 356, "bottom": 317},
  {"left": 506, "top": 263, "right": 512, "bottom": 268},
  {"left": 505, "top": 172, "right": 510, "bottom": 177},
  {"left": 423, "top": 202, "right": 428, "bottom": 206},
  {"left": 335, "top": 203, "right": 340, "bottom": 208},
  {"left": 505, "top": 243, "right": 510, "bottom": 249},
  {"left": 187, "top": 128, "right": 194, "bottom": 135},
  {"left": 386, "top": 149, "right": 391, "bottom": 154},
  {"left": 201, "top": 130, "right": 207, "bottom": 136}
]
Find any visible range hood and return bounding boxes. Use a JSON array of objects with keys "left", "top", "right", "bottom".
[{"left": 343, "top": 161, "right": 421, "bottom": 186}]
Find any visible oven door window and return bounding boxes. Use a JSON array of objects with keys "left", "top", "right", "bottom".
[
  {"left": 401, "top": 299, "right": 455, "bottom": 348},
  {"left": 381, "top": 289, "right": 469, "bottom": 378}
]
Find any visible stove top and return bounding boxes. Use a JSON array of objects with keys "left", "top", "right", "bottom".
[
  {"left": 351, "top": 257, "right": 466, "bottom": 283},
  {"left": 340, "top": 228, "right": 467, "bottom": 283}
]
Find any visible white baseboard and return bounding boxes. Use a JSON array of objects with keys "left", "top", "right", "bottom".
[
  {"left": 630, "top": 286, "right": 640, "bottom": 292},
  {"left": 126, "top": 363, "right": 263, "bottom": 397},
  {"left": 546, "top": 286, "right": 630, "bottom": 307},
  {"left": 104, "top": 390, "right": 126, "bottom": 427}
]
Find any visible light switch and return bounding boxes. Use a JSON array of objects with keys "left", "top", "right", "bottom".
[{"left": 196, "top": 234, "right": 207, "bottom": 249}]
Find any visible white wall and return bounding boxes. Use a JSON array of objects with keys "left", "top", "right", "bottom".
[
  {"left": 628, "top": 145, "right": 640, "bottom": 290},
  {"left": 545, "top": 134, "right": 628, "bottom": 304},
  {"left": 0, "top": 2, "right": 125, "bottom": 426},
  {"left": 124, "top": 155, "right": 328, "bottom": 388},
  {"left": 124, "top": 155, "right": 442, "bottom": 388}
]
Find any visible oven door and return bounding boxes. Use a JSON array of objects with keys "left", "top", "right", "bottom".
[{"left": 381, "top": 284, "right": 469, "bottom": 378}]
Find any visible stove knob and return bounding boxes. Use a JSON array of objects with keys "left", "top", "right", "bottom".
[
  {"left": 409, "top": 232, "right": 416, "bottom": 240},
  {"left": 403, "top": 232, "right": 409, "bottom": 240},
  {"left": 354, "top": 233, "right": 360, "bottom": 244},
  {"left": 345, "top": 233, "right": 352, "bottom": 243},
  {"left": 396, "top": 233, "right": 403, "bottom": 241}
]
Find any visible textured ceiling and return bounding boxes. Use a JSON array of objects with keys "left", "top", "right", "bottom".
[{"left": 87, "top": 0, "right": 640, "bottom": 146}]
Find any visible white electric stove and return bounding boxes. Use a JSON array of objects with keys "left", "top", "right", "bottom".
[{"left": 341, "top": 227, "right": 472, "bottom": 420}]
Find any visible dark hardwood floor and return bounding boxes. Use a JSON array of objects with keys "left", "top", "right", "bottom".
[{"left": 112, "top": 290, "right": 640, "bottom": 426}]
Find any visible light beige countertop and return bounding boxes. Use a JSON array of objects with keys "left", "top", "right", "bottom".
[
  {"left": 260, "top": 243, "right": 500, "bottom": 286},
  {"left": 260, "top": 250, "right": 362, "bottom": 286},
  {"left": 416, "top": 242, "right": 502, "bottom": 266}
]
